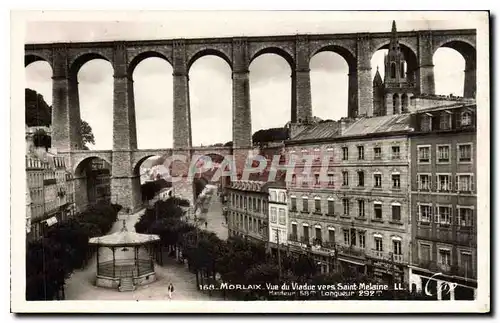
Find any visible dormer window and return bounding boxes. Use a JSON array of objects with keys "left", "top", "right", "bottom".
[
  {"left": 421, "top": 114, "right": 432, "bottom": 131},
  {"left": 440, "top": 111, "right": 452, "bottom": 130},
  {"left": 461, "top": 111, "right": 472, "bottom": 127}
]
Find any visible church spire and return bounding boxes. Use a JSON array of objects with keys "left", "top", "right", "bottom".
[
  {"left": 391, "top": 20, "right": 397, "bottom": 34},
  {"left": 373, "top": 66, "right": 383, "bottom": 86}
]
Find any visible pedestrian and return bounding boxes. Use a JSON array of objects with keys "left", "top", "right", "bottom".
[
  {"left": 205, "top": 221, "right": 208, "bottom": 229},
  {"left": 167, "top": 283, "right": 175, "bottom": 300}
]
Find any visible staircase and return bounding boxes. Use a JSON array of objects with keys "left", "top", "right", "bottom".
[{"left": 118, "top": 277, "right": 136, "bottom": 292}]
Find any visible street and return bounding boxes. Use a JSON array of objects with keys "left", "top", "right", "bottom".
[{"left": 64, "top": 209, "right": 221, "bottom": 300}]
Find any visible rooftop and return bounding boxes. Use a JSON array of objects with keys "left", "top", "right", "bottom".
[{"left": 88, "top": 220, "right": 160, "bottom": 247}]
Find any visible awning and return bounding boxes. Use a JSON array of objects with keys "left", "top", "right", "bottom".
[
  {"left": 45, "top": 216, "right": 58, "bottom": 227},
  {"left": 339, "top": 258, "right": 366, "bottom": 266}
]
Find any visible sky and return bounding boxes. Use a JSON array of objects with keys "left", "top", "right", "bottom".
[{"left": 25, "top": 14, "right": 476, "bottom": 150}]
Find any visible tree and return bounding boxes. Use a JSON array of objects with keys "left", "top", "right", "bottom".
[
  {"left": 25, "top": 88, "right": 96, "bottom": 149},
  {"left": 80, "top": 120, "right": 95, "bottom": 149},
  {"left": 25, "top": 88, "right": 51, "bottom": 127},
  {"left": 252, "top": 127, "right": 289, "bottom": 146}
]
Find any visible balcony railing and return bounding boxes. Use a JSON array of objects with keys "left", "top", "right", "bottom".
[
  {"left": 300, "top": 236, "right": 311, "bottom": 245},
  {"left": 338, "top": 245, "right": 366, "bottom": 258},
  {"left": 288, "top": 234, "right": 299, "bottom": 242},
  {"left": 312, "top": 238, "right": 323, "bottom": 247}
]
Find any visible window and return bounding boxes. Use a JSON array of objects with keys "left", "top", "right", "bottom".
[
  {"left": 315, "top": 227, "right": 322, "bottom": 241},
  {"left": 314, "top": 197, "right": 321, "bottom": 213},
  {"left": 374, "top": 173, "right": 382, "bottom": 188},
  {"left": 392, "top": 174, "right": 400, "bottom": 188},
  {"left": 437, "top": 174, "right": 451, "bottom": 192},
  {"left": 461, "top": 112, "right": 472, "bottom": 126},
  {"left": 418, "top": 174, "right": 430, "bottom": 191},
  {"left": 291, "top": 223, "right": 297, "bottom": 236},
  {"left": 421, "top": 115, "right": 432, "bottom": 131},
  {"left": 342, "top": 147, "right": 349, "bottom": 160},
  {"left": 440, "top": 112, "right": 452, "bottom": 130},
  {"left": 302, "top": 197, "right": 309, "bottom": 212},
  {"left": 291, "top": 174, "right": 297, "bottom": 185},
  {"left": 375, "top": 237, "right": 383, "bottom": 251},
  {"left": 374, "top": 147, "right": 382, "bottom": 159},
  {"left": 460, "top": 252, "right": 473, "bottom": 274},
  {"left": 328, "top": 174, "right": 334, "bottom": 186},
  {"left": 358, "top": 232, "right": 366, "bottom": 248},
  {"left": 457, "top": 207, "right": 473, "bottom": 227},
  {"left": 457, "top": 174, "right": 474, "bottom": 192},
  {"left": 314, "top": 174, "right": 320, "bottom": 186},
  {"left": 328, "top": 229, "right": 335, "bottom": 243},
  {"left": 390, "top": 62, "right": 396, "bottom": 78},
  {"left": 270, "top": 207, "right": 277, "bottom": 223},
  {"left": 358, "top": 146, "right": 364, "bottom": 160},
  {"left": 358, "top": 171, "right": 365, "bottom": 187},
  {"left": 437, "top": 145, "right": 450, "bottom": 163},
  {"left": 374, "top": 203, "right": 382, "bottom": 220},
  {"left": 418, "top": 146, "right": 430, "bottom": 163},
  {"left": 437, "top": 206, "right": 451, "bottom": 225},
  {"left": 420, "top": 244, "right": 431, "bottom": 262},
  {"left": 358, "top": 200, "right": 365, "bottom": 218},
  {"left": 327, "top": 199, "right": 334, "bottom": 215},
  {"left": 393, "top": 240, "right": 402, "bottom": 255},
  {"left": 342, "top": 199, "right": 350, "bottom": 216},
  {"left": 419, "top": 204, "right": 432, "bottom": 223},
  {"left": 279, "top": 192, "right": 285, "bottom": 203},
  {"left": 343, "top": 229, "right": 350, "bottom": 245},
  {"left": 392, "top": 146, "right": 400, "bottom": 159},
  {"left": 290, "top": 197, "right": 297, "bottom": 211},
  {"left": 342, "top": 171, "right": 349, "bottom": 186},
  {"left": 279, "top": 209, "right": 286, "bottom": 225},
  {"left": 303, "top": 225, "right": 310, "bottom": 241},
  {"left": 439, "top": 249, "right": 451, "bottom": 266},
  {"left": 458, "top": 144, "right": 472, "bottom": 162},
  {"left": 392, "top": 205, "right": 401, "bottom": 222}
]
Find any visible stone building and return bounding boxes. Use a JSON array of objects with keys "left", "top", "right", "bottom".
[
  {"left": 25, "top": 126, "right": 76, "bottom": 240},
  {"left": 285, "top": 115, "right": 413, "bottom": 282},
  {"left": 226, "top": 180, "right": 269, "bottom": 242},
  {"left": 25, "top": 155, "right": 44, "bottom": 238},
  {"left": 267, "top": 183, "right": 288, "bottom": 247},
  {"left": 408, "top": 100, "right": 477, "bottom": 300},
  {"left": 87, "top": 158, "right": 112, "bottom": 206}
]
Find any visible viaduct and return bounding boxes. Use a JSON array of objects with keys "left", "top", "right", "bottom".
[{"left": 24, "top": 24, "right": 477, "bottom": 211}]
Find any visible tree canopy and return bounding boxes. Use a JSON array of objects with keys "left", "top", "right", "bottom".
[
  {"left": 25, "top": 88, "right": 96, "bottom": 149},
  {"left": 252, "top": 127, "right": 289, "bottom": 146}
]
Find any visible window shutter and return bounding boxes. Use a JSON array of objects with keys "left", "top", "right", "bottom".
[
  {"left": 471, "top": 175, "right": 475, "bottom": 192},
  {"left": 434, "top": 207, "right": 439, "bottom": 223},
  {"left": 455, "top": 175, "right": 459, "bottom": 191},
  {"left": 417, "top": 178, "right": 420, "bottom": 190},
  {"left": 417, "top": 205, "right": 421, "bottom": 221}
]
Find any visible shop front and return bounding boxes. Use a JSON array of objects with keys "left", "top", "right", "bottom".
[
  {"left": 409, "top": 267, "right": 476, "bottom": 300},
  {"left": 367, "top": 259, "right": 405, "bottom": 284}
]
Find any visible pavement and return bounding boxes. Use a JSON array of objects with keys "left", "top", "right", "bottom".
[{"left": 64, "top": 208, "right": 222, "bottom": 301}]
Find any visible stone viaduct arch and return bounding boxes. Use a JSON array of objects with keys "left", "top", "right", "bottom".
[{"left": 24, "top": 25, "right": 476, "bottom": 212}]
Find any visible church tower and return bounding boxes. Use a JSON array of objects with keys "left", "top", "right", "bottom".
[
  {"left": 383, "top": 20, "right": 412, "bottom": 115},
  {"left": 372, "top": 66, "right": 384, "bottom": 116}
]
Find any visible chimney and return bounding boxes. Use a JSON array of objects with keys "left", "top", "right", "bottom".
[{"left": 339, "top": 118, "right": 347, "bottom": 135}]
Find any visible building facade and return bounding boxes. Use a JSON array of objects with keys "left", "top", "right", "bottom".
[
  {"left": 26, "top": 126, "right": 76, "bottom": 241},
  {"left": 227, "top": 180, "right": 269, "bottom": 242},
  {"left": 285, "top": 115, "right": 412, "bottom": 282},
  {"left": 408, "top": 102, "right": 477, "bottom": 300},
  {"left": 267, "top": 184, "right": 288, "bottom": 246}
]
